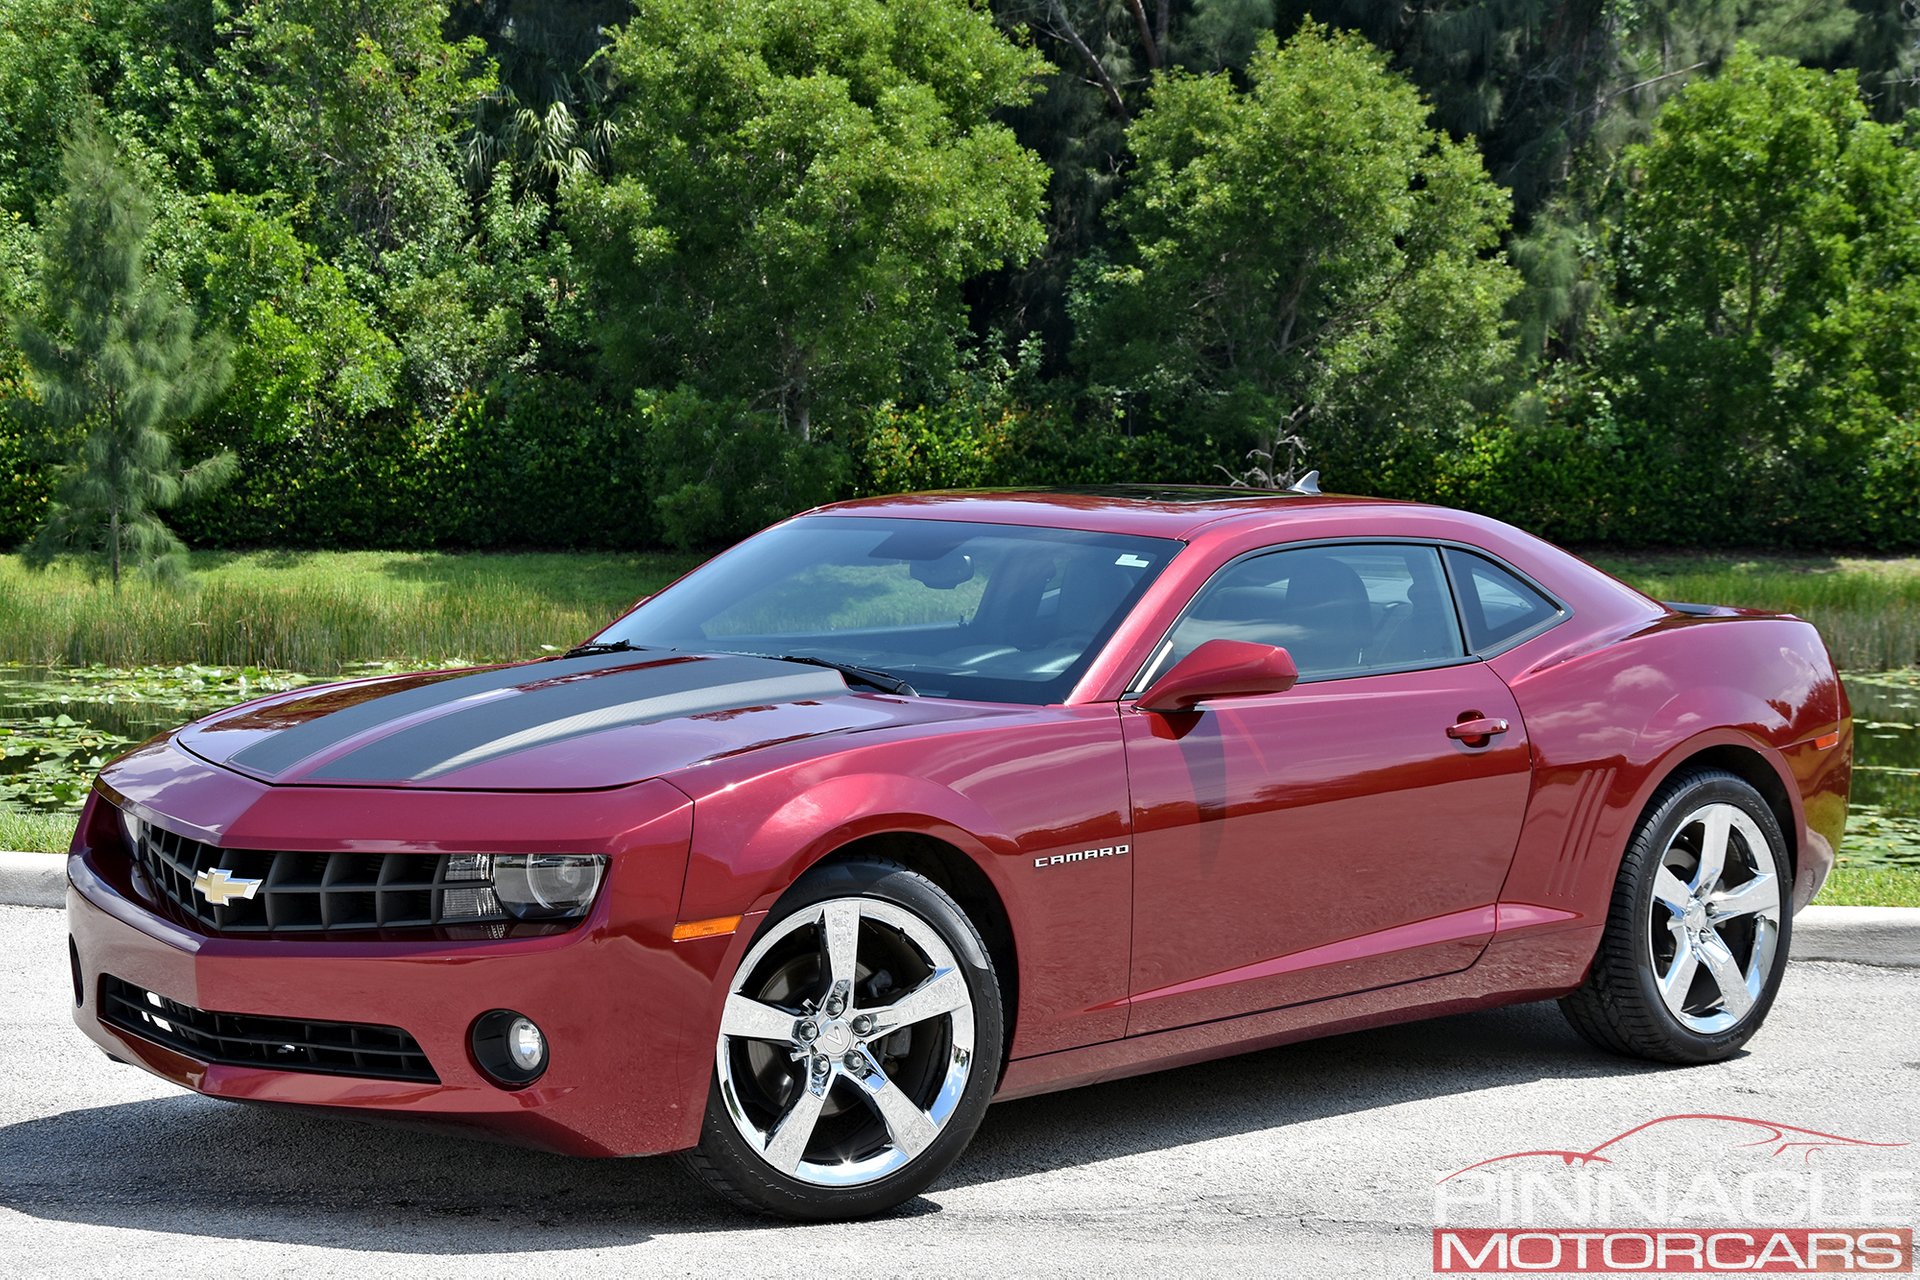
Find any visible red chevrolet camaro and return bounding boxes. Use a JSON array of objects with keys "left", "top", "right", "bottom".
[{"left": 66, "top": 487, "right": 1851, "bottom": 1219}]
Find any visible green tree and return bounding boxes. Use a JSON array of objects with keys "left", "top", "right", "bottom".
[
  {"left": 981, "top": 0, "right": 1277, "bottom": 364},
  {"left": 1076, "top": 25, "right": 1520, "bottom": 481},
  {"left": 451, "top": 0, "right": 627, "bottom": 198},
  {"left": 1273, "top": 1, "right": 1881, "bottom": 215},
  {"left": 10, "top": 129, "right": 235, "bottom": 584},
  {"left": 1606, "top": 51, "right": 1920, "bottom": 541},
  {"left": 167, "top": 193, "right": 402, "bottom": 449},
  {"left": 573, "top": 0, "right": 1052, "bottom": 439},
  {"left": 218, "top": 0, "right": 497, "bottom": 266},
  {"left": 0, "top": 0, "right": 101, "bottom": 215}
]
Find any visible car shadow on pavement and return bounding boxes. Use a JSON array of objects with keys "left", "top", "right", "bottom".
[
  {"left": 954, "top": 997, "right": 1673, "bottom": 1190},
  {"left": 0, "top": 999, "right": 1673, "bottom": 1251}
]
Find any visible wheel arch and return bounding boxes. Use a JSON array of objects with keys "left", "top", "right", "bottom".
[
  {"left": 1630, "top": 735, "right": 1801, "bottom": 883},
  {"left": 805, "top": 831, "right": 1021, "bottom": 1082},
  {"left": 678, "top": 769, "right": 1035, "bottom": 1079}
]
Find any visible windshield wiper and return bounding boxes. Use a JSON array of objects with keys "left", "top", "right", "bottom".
[
  {"left": 757, "top": 653, "right": 917, "bottom": 696},
  {"left": 564, "top": 641, "right": 915, "bottom": 695},
  {"left": 562, "top": 639, "right": 647, "bottom": 659}
]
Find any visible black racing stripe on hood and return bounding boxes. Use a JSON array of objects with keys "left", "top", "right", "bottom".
[
  {"left": 227, "top": 649, "right": 683, "bottom": 778},
  {"left": 302, "top": 655, "right": 850, "bottom": 782}
]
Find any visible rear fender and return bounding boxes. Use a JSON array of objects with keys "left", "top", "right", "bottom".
[{"left": 1496, "top": 617, "right": 1843, "bottom": 926}]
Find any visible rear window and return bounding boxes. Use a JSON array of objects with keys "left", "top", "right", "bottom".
[{"left": 1444, "top": 549, "right": 1563, "bottom": 652}]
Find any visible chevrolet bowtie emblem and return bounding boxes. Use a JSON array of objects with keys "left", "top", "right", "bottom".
[{"left": 193, "top": 868, "right": 264, "bottom": 907}]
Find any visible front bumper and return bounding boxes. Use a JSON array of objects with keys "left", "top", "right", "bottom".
[{"left": 66, "top": 764, "right": 725, "bottom": 1159}]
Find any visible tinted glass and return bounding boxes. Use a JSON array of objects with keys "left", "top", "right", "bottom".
[
  {"left": 1151, "top": 543, "right": 1464, "bottom": 683},
  {"left": 1444, "top": 548, "right": 1563, "bottom": 651},
  {"left": 598, "top": 517, "right": 1178, "bottom": 704}
]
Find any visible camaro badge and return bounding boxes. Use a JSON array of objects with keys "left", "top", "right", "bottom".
[
  {"left": 193, "top": 868, "right": 264, "bottom": 906},
  {"left": 1033, "top": 844, "right": 1129, "bottom": 870}
]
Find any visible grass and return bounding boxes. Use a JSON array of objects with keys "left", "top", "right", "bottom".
[
  {"left": 0, "top": 808, "right": 75, "bottom": 855},
  {"left": 0, "top": 550, "right": 701, "bottom": 673},
  {"left": 1818, "top": 865, "right": 1920, "bottom": 908},
  {"left": 1587, "top": 551, "right": 1920, "bottom": 672}
]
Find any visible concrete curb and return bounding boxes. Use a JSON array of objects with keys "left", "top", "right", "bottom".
[
  {"left": 0, "top": 850, "right": 1914, "bottom": 964},
  {"left": 0, "top": 850, "right": 68, "bottom": 909},
  {"left": 1792, "top": 905, "right": 1920, "bottom": 968}
]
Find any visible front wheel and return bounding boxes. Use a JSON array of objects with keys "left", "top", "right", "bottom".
[
  {"left": 684, "top": 858, "right": 1003, "bottom": 1220},
  {"left": 1560, "top": 769, "right": 1792, "bottom": 1064}
]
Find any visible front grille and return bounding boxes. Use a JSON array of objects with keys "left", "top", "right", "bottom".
[
  {"left": 127, "top": 819, "right": 511, "bottom": 936},
  {"left": 99, "top": 976, "right": 439, "bottom": 1083}
]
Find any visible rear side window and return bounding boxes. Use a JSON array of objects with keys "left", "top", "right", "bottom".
[
  {"left": 1150, "top": 543, "right": 1465, "bottom": 683},
  {"left": 1444, "top": 549, "right": 1563, "bottom": 652}
]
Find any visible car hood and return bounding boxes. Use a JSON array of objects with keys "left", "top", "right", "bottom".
[{"left": 175, "top": 650, "right": 989, "bottom": 790}]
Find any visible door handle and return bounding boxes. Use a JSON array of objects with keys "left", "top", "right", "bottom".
[{"left": 1446, "top": 716, "right": 1511, "bottom": 743}]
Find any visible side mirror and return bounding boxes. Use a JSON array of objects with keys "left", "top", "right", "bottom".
[{"left": 1135, "top": 639, "right": 1298, "bottom": 713}]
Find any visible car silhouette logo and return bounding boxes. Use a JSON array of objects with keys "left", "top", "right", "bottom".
[
  {"left": 193, "top": 868, "right": 264, "bottom": 907},
  {"left": 1439, "top": 1114, "right": 1908, "bottom": 1182}
]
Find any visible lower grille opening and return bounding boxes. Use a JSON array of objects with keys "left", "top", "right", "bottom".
[{"left": 99, "top": 976, "right": 439, "bottom": 1084}]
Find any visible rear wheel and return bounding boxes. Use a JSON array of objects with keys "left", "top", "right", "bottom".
[
  {"left": 684, "top": 858, "right": 1003, "bottom": 1220},
  {"left": 1560, "top": 769, "right": 1791, "bottom": 1064}
]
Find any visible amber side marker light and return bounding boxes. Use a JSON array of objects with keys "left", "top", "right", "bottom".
[
  {"left": 1814, "top": 731, "right": 1841, "bottom": 750},
  {"left": 672, "top": 915, "right": 743, "bottom": 942}
]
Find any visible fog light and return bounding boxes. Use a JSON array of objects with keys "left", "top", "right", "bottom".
[
  {"left": 470, "top": 1009, "right": 549, "bottom": 1087},
  {"left": 492, "top": 854, "right": 606, "bottom": 920},
  {"left": 507, "top": 1017, "right": 544, "bottom": 1072}
]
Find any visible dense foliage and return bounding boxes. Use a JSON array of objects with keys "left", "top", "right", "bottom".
[
  {"left": 1075, "top": 26, "right": 1519, "bottom": 488},
  {"left": 2, "top": 0, "right": 1919, "bottom": 552}
]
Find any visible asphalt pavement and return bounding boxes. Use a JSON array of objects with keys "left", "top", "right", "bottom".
[{"left": 2, "top": 902, "right": 1916, "bottom": 1278}]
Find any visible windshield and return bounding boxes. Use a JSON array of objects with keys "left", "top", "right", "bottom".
[{"left": 596, "top": 516, "right": 1180, "bottom": 704}]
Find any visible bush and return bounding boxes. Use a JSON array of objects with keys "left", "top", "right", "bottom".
[
  {"left": 861, "top": 391, "right": 1225, "bottom": 496},
  {"left": 0, "top": 407, "right": 51, "bottom": 549},
  {"left": 639, "top": 388, "right": 850, "bottom": 550},
  {"left": 1868, "top": 420, "right": 1920, "bottom": 547},
  {"left": 169, "top": 376, "right": 654, "bottom": 550},
  {"left": 1418, "top": 401, "right": 1920, "bottom": 552},
  {"left": 861, "top": 401, "right": 1021, "bottom": 495}
]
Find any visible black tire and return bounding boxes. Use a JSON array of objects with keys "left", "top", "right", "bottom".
[
  {"left": 682, "top": 858, "right": 1004, "bottom": 1220},
  {"left": 1560, "top": 768, "right": 1793, "bottom": 1064}
]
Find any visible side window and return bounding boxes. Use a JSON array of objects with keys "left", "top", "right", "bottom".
[
  {"left": 1444, "top": 549, "right": 1563, "bottom": 652},
  {"left": 1153, "top": 544, "right": 1465, "bottom": 683}
]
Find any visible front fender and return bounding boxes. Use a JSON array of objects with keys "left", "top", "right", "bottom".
[
  {"left": 664, "top": 706, "right": 1136, "bottom": 1059},
  {"left": 681, "top": 771, "right": 1020, "bottom": 921}
]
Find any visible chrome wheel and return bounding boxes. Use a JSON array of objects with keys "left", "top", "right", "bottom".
[
  {"left": 1646, "top": 801, "right": 1783, "bottom": 1034},
  {"left": 715, "top": 897, "right": 975, "bottom": 1188}
]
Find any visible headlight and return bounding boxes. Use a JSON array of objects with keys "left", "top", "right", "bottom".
[
  {"left": 491, "top": 854, "right": 607, "bottom": 920},
  {"left": 118, "top": 806, "right": 143, "bottom": 856}
]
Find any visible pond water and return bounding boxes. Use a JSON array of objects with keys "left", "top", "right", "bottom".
[
  {"left": 0, "top": 665, "right": 324, "bottom": 811},
  {"left": 1845, "top": 671, "right": 1920, "bottom": 868},
  {"left": 3, "top": 664, "right": 1918, "bottom": 866}
]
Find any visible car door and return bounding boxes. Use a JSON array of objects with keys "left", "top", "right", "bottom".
[{"left": 1121, "top": 542, "right": 1534, "bottom": 1035}]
